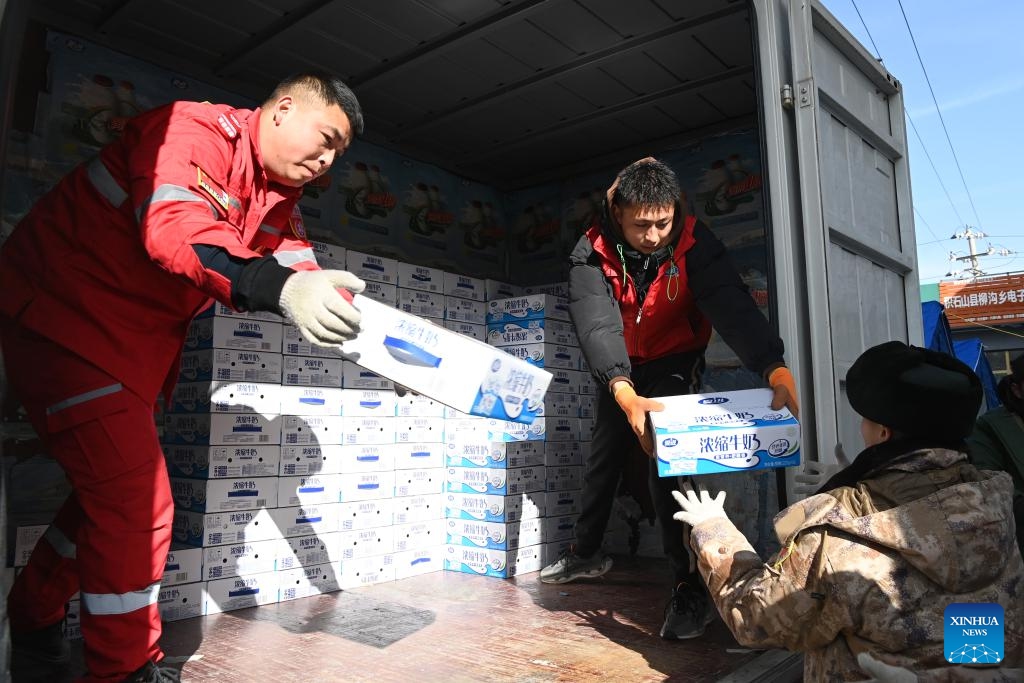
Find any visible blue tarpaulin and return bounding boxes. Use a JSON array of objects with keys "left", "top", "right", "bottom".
[
  {"left": 921, "top": 301, "right": 1001, "bottom": 410},
  {"left": 922, "top": 301, "right": 955, "bottom": 357},
  {"left": 954, "top": 338, "right": 1002, "bottom": 411}
]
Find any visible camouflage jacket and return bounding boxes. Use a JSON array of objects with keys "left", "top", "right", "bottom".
[{"left": 689, "top": 447, "right": 1024, "bottom": 682}]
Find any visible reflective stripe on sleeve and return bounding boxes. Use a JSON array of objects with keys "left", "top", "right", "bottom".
[
  {"left": 46, "top": 383, "right": 123, "bottom": 416},
  {"left": 136, "top": 184, "right": 217, "bottom": 224},
  {"left": 86, "top": 157, "right": 128, "bottom": 208},
  {"left": 43, "top": 525, "right": 77, "bottom": 559},
  {"left": 258, "top": 223, "right": 283, "bottom": 235},
  {"left": 273, "top": 248, "right": 317, "bottom": 268},
  {"left": 81, "top": 581, "right": 161, "bottom": 616}
]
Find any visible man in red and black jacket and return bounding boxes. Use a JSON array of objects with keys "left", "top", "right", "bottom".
[{"left": 538, "top": 158, "right": 799, "bottom": 641}]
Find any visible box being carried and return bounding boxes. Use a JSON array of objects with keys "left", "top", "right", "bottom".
[
  {"left": 338, "top": 295, "right": 551, "bottom": 424},
  {"left": 650, "top": 389, "right": 801, "bottom": 477}
]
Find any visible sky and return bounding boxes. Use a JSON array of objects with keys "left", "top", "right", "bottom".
[{"left": 820, "top": 0, "right": 1024, "bottom": 285}]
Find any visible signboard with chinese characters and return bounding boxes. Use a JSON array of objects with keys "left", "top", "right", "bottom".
[{"left": 938, "top": 274, "right": 1024, "bottom": 328}]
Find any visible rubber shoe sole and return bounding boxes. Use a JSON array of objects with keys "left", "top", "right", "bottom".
[
  {"left": 660, "top": 605, "right": 716, "bottom": 640},
  {"left": 539, "top": 555, "right": 613, "bottom": 584}
]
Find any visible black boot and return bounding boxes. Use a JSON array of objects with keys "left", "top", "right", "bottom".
[
  {"left": 122, "top": 660, "right": 181, "bottom": 683},
  {"left": 660, "top": 582, "right": 716, "bottom": 640},
  {"left": 10, "top": 619, "right": 71, "bottom": 682}
]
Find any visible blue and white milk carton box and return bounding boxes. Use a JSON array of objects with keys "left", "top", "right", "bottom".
[
  {"left": 172, "top": 507, "right": 278, "bottom": 547},
  {"left": 483, "top": 279, "right": 522, "bottom": 301},
  {"left": 397, "top": 262, "right": 444, "bottom": 293},
  {"left": 500, "top": 343, "right": 581, "bottom": 371},
  {"left": 444, "top": 492, "right": 545, "bottom": 523},
  {"left": 280, "top": 443, "right": 343, "bottom": 476},
  {"left": 443, "top": 272, "right": 485, "bottom": 301},
  {"left": 361, "top": 281, "right": 399, "bottom": 307},
  {"left": 163, "top": 545, "right": 203, "bottom": 586},
  {"left": 310, "top": 240, "right": 346, "bottom": 269},
  {"left": 394, "top": 546, "right": 445, "bottom": 580},
  {"left": 445, "top": 297, "right": 487, "bottom": 325},
  {"left": 446, "top": 517, "right": 542, "bottom": 551},
  {"left": 162, "top": 413, "right": 281, "bottom": 446},
  {"left": 158, "top": 582, "right": 204, "bottom": 622},
  {"left": 486, "top": 294, "right": 570, "bottom": 324},
  {"left": 486, "top": 319, "right": 577, "bottom": 347},
  {"left": 278, "top": 562, "right": 342, "bottom": 601},
  {"left": 393, "top": 441, "right": 445, "bottom": 469},
  {"left": 163, "top": 444, "right": 280, "bottom": 479},
  {"left": 279, "top": 386, "right": 344, "bottom": 416},
  {"left": 169, "top": 477, "right": 278, "bottom": 513},
  {"left": 185, "top": 317, "right": 282, "bottom": 353},
  {"left": 650, "top": 389, "right": 801, "bottom": 476},
  {"left": 204, "top": 571, "right": 279, "bottom": 614},
  {"left": 336, "top": 295, "right": 552, "bottom": 424},
  {"left": 345, "top": 249, "right": 398, "bottom": 285},
  {"left": 178, "top": 349, "right": 282, "bottom": 384},
  {"left": 443, "top": 544, "right": 540, "bottom": 578},
  {"left": 442, "top": 320, "right": 486, "bottom": 341},
  {"left": 282, "top": 324, "right": 344, "bottom": 359},
  {"left": 282, "top": 356, "right": 344, "bottom": 388}
]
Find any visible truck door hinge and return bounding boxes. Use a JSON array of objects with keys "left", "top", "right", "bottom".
[{"left": 781, "top": 84, "right": 794, "bottom": 110}]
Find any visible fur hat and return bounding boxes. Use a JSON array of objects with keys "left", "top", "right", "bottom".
[
  {"left": 846, "top": 341, "right": 982, "bottom": 441},
  {"left": 1011, "top": 352, "right": 1024, "bottom": 380}
]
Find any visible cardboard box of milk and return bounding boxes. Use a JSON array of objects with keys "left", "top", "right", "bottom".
[
  {"left": 486, "top": 294, "right": 570, "bottom": 324},
  {"left": 443, "top": 272, "right": 485, "bottom": 301},
  {"left": 442, "top": 320, "right": 486, "bottom": 341},
  {"left": 486, "top": 319, "right": 577, "bottom": 348},
  {"left": 649, "top": 389, "right": 801, "bottom": 477},
  {"left": 310, "top": 240, "right": 346, "bottom": 269},
  {"left": 185, "top": 317, "right": 282, "bottom": 353},
  {"left": 346, "top": 249, "right": 397, "bottom": 284},
  {"left": 178, "top": 349, "right": 282, "bottom": 384},
  {"left": 336, "top": 295, "right": 551, "bottom": 424}
]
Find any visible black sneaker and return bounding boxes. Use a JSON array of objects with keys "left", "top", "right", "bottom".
[
  {"left": 538, "top": 546, "right": 613, "bottom": 584},
  {"left": 123, "top": 660, "right": 181, "bottom": 683},
  {"left": 11, "top": 618, "right": 70, "bottom": 664},
  {"left": 660, "top": 582, "right": 715, "bottom": 640}
]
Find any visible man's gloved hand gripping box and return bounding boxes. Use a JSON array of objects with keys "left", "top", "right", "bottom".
[
  {"left": 650, "top": 388, "right": 800, "bottom": 477},
  {"left": 338, "top": 294, "right": 553, "bottom": 424}
]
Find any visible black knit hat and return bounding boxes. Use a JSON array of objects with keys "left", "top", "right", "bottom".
[
  {"left": 846, "top": 341, "right": 982, "bottom": 441},
  {"left": 1011, "top": 352, "right": 1024, "bottom": 380}
]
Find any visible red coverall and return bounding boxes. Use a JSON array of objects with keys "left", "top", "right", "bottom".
[{"left": 0, "top": 101, "right": 317, "bottom": 680}]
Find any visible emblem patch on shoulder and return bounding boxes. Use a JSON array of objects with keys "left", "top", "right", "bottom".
[
  {"left": 289, "top": 206, "right": 307, "bottom": 240},
  {"left": 216, "top": 113, "right": 237, "bottom": 139},
  {"left": 194, "top": 164, "right": 232, "bottom": 213}
]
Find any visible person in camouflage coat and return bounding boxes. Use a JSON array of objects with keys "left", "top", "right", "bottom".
[{"left": 673, "top": 341, "right": 1024, "bottom": 682}]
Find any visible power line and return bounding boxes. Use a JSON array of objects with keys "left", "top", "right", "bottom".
[
  {"left": 896, "top": 0, "right": 985, "bottom": 229},
  {"left": 913, "top": 207, "right": 942, "bottom": 244},
  {"left": 906, "top": 114, "right": 966, "bottom": 229},
  {"left": 849, "top": 0, "right": 883, "bottom": 58}
]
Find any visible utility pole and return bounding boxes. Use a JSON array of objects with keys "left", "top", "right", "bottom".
[{"left": 946, "top": 227, "right": 1014, "bottom": 280}]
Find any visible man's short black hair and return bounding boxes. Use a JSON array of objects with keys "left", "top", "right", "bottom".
[
  {"left": 265, "top": 72, "right": 364, "bottom": 136},
  {"left": 612, "top": 158, "right": 680, "bottom": 209}
]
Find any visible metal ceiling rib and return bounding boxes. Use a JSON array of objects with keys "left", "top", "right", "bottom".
[
  {"left": 215, "top": 0, "right": 337, "bottom": 77},
  {"left": 25, "top": 0, "right": 757, "bottom": 190},
  {"left": 348, "top": 0, "right": 550, "bottom": 89},
  {"left": 388, "top": 2, "right": 747, "bottom": 143},
  {"left": 453, "top": 64, "right": 753, "bottom": 165}
]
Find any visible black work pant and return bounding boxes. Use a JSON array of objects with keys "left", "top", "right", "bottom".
[{"left": 575, "top": 352, "right": 705, "bottom": 586}]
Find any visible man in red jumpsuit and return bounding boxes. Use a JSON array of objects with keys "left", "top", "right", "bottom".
[{"left": 0, "top": 72, "right": 366, "bottom": 682}]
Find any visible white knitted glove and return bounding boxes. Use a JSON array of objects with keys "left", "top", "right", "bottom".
[
  {"left": 856, "top": 653, "right": 918, "bottom": 683},
  {"left": 671, "top": 482, "right": 728, "bottom": 527},
  {"left": 793, "top": 443, "right": 851, "bottom": 496},
  {"left": 279, "top": 270, "right": 365, "bottom": 347}
]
